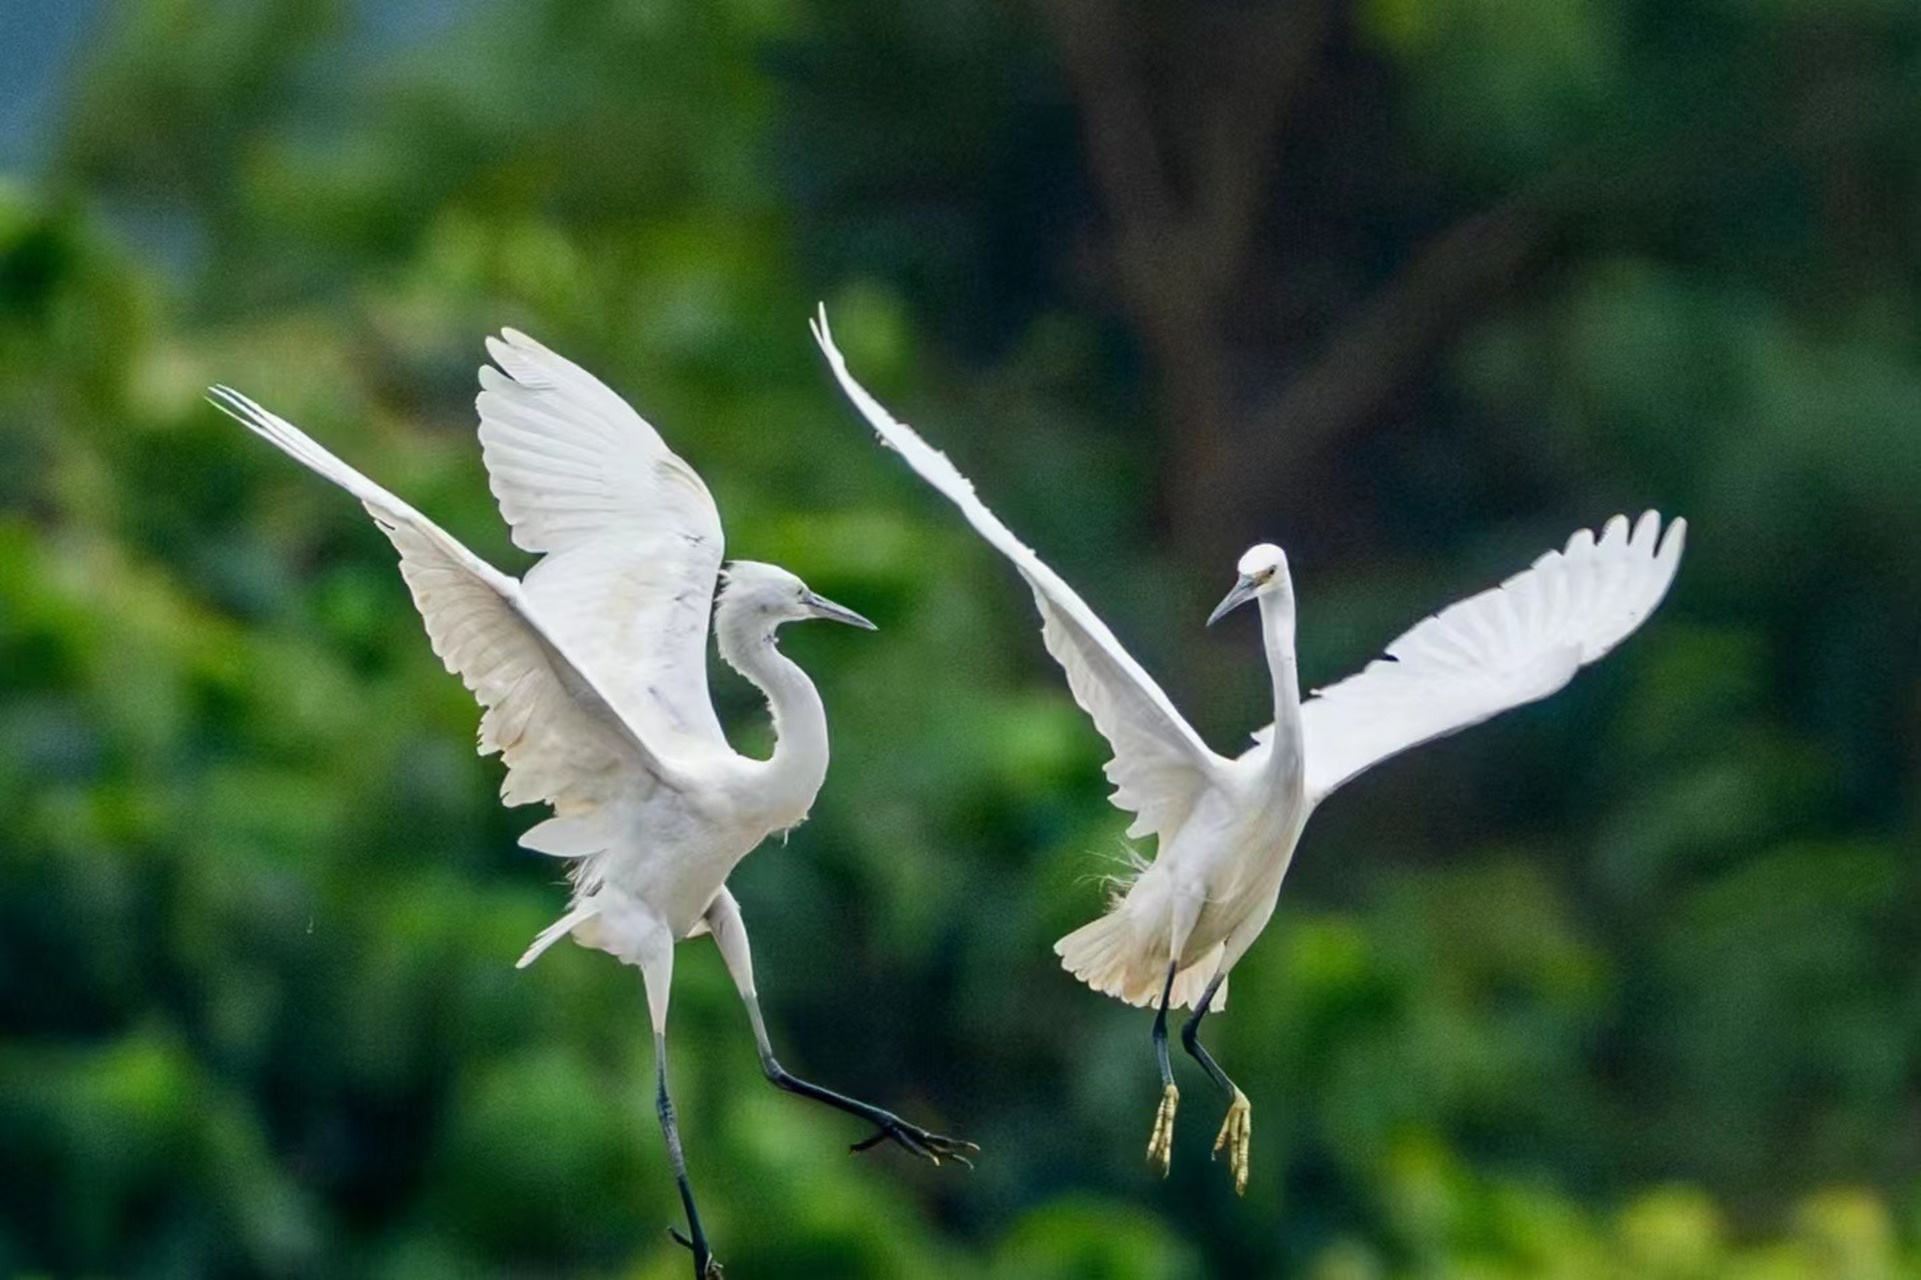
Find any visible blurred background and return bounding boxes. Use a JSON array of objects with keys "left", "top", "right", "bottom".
[{"left": 1, "top": 1, "right": 1917, "bottom": 1276}]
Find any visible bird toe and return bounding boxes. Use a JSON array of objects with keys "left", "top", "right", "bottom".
[
  {"left": 1211, "top": 1088, "right": 1251, "bottom": 1195},
  {"left": 1146, "top": 1083, "right": 1180, "bottom": 1176}
]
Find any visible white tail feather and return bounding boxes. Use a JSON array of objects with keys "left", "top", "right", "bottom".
[
  {"left": 1054, "top": 912, "right": 1227, "bottom": 1012},
  {"left": 516, "top": 902, "right": 599, "bottom": 968}
]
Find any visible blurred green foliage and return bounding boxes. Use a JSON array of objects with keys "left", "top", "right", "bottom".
[{"left": 1, "top": 0, "right": 1917, "bottom": 1276}]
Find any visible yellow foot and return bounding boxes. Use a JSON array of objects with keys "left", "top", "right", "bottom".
[
  {"left": 1211, "top": 1087, "right": 1252, "bottom": 1196},
  {"left": 1145, "top": 1083, "right": 1180, "bottom": 1176}
]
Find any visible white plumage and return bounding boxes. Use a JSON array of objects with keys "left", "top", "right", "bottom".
[
  {"left": 212, "top": 330, "right": 971, "bottom": 1279},
  {"left": 812, "top": 305, "right": 1685, "bottom": 1195},
  {"left": 1279, "top": 510, "right": 1684, "bottom": 800},
  {"left": 477, "top": 331, "right": 731, "bottom": 754}
]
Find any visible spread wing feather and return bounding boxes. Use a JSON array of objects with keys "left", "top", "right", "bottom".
[
  {"left": 1253, "top": 512, "right": 1686, "bottom": 803},
  {"left": 210, "top": 388, "right": 684, "bottom": 842},
  {"left": 477, "top": 330, "right": 727, "bottom": 751},
  {"left": 812, "top": 310, "right": 1223, "bottom": 839}
]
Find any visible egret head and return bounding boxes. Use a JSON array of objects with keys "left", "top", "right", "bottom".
[
  {"left": 1207, "top": 543, "right": 1290, "bottom": 626},
  {"left": 717, "top": 561, "right": 876, "bottom": 633}
]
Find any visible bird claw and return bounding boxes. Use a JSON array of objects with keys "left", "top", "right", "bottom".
[
  {"left": 1210, "top": 1087, "right": 1252, "bottom": 1196},
  {"left": 850, "top": 1116, "right": 979, "bottom": 1168},
  {"left": 668, "top": 1227, "right": 723, "bottom": 1278},
  {"left": 1146, "top": 1083, "right": 1179, "bottom": 1176}
]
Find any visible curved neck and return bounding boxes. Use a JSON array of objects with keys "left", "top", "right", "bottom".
[
  {"left": 716, "top": 604, "right": 829, "bottom": 804},
  {"left": 1257, "top": 579, "right": 1304, "bottom": 787}
]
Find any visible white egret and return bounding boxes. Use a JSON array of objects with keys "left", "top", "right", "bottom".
[
  {"left": 812, "top": 307, "right": 1684, "bottom": 1195},
  {"left": 210, "top": 331, "right": 973, "bottom": 1279}
]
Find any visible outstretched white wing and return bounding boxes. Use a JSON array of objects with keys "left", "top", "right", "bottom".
[
  {"left": 1259, "top": 512, "right": 1686, "bottom": 804},
  {"left": 211, "top": 388, "right": 688, "bottom": 856},
  {"left": 812, "top": 310, "right": 1224, "bottom": 840},
  {"left": 476, "top": 330, "right": 727, "bottom": 751}
]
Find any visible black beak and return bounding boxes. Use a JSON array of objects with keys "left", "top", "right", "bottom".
[
  {"left": 802, "top": 590, "right": 877, "bottom": 630},
  {"left": 1206, "top": 576, "right": 1259, "bottom": 626}
]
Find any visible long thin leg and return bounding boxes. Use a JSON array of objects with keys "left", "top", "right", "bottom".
[
  {"left": 1145, "top": 960, "right": 1180, "bottom": 1176},
  {"left": 638, "top": 925, "right": 721, "bottom": 1279},
  {"left": 655, "top": 1032, "right": 721, "bottom": 1276},
  {"left": 1179, "top": 973, "right": 1231, "bottom": 1095},
  {"left": 1180, "top": 971, "right": 1251, "bottom": 1195},
  {"left": 1153, "top": 961, "right": 1178, "bottom": 1090},
  {"left": 1145, "top": 891, "right": 1204, "bottom": 1177},
  {"left": 705, "top": 890, "right": 977, "bottom": 1166}
]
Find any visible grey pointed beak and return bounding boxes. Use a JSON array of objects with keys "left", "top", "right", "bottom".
[
  {"left": 1206, "top": 576, "right": 1259, "bottom": 627},
  {"left": 802, "top": 590, "right": 877, "bottom": 630}
]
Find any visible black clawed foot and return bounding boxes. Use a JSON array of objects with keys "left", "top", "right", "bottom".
[
  {"left": 848, "top": 1115, "right": 980, "bottom": 1168},
  {"left": 762, "top": 1063, "right": 979, "bottom": 1169},
  {"left": 668, "top": 1227, "right": 723, "bottom": 1278}
]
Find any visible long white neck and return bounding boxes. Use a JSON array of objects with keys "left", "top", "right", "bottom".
[
  {"left": 1257, "top": 578, "right": 1305, "bottom": 791},
  {"left": 715, "top": 601, "right": 830, "bottom": 812}
]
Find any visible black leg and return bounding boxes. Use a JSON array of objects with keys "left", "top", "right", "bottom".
[
  {"left": 1179, "top": 974, "right": 1233, "bottom": 1097},
  {"left": 1152, "top": 961, "right": 1178, "bottom": 1091},
  {"left": 743, "top": 994, "right": 976, "bottom": 1166},
  {"left": 654, "top": 1033, "right": 721, "bottom": 1279},
  {"left": 1179, "top": 973, "right": 1252, "bottom": 1195},
  {"left": 1146, "top": 961, "right": 1180, "bottom": 1174}
]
